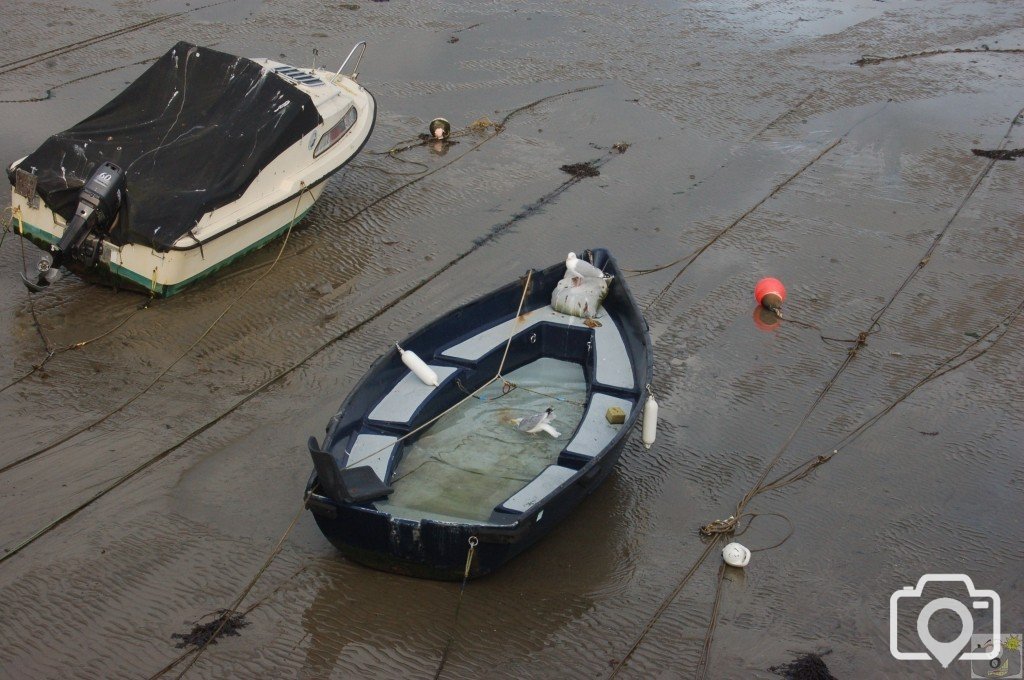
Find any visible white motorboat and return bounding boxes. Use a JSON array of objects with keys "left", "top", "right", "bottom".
[{"left": 7, "top": 41, "right": 376, "bottom": 296}]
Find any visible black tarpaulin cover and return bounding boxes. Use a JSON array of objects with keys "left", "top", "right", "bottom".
[{"left": 9, "top": 41, "right": 319, "bottom": 251}]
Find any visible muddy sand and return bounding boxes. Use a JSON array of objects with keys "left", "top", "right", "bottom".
[{"left": 1, "top": 1, "right": 1022, "bottom": 678}]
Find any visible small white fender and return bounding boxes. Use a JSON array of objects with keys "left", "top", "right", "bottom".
[
  {"left": 642, "top": 394, "right": 658, "bottom": 449},
  {"left": 396, "top": 343, "right": 439, "bottom": 386}
]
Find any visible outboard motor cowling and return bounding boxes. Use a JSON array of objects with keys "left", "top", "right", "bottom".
[{"left": 23, "top": 161, "right": 126, "bottom": 291}]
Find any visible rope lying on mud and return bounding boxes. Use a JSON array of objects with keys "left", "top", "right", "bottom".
[
  {"left": 0, "top": 185, "right": 309, "bottom": 481},
  {"left": 0, "top": 56, "right": 162, "bottom": 104},
  {"left": 630, "top": 98, "right": 892, "bottom": 310},
  {"left": 635, "top": 138, "right": 842, "bottom": 310},
  {"left": 0, "top": 0, "right": 236, "bottom": 77},
  {"left": 0, "top": 208, "right": 152, "bottom": 396},
  {"left": 609, "top": 103, "right": 1024, "bottom": 678},
  {"left": 155, "top": 272, "right": 533, "bottom": 677},
  {"left": 152, "top": 564, "right": 310, "bottom": 677},
  {"left": 433, "top": 537, "right": 479, "bottom": 680},
  {"left": 854, "top": 47, "right": 1024, "bottom": 66},
  {"left": 147, "top": 503, "right": 308, "bottom": 680}
]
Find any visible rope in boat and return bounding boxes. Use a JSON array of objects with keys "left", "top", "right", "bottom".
[
  {"left": 609, "top": 103, "right": 1024, "bottom": 678},
  {"left": 335, "top": 269, "right": 535, "bottom": 472},
  {"left": 433, "top": 537, "right": 478, "bottom": 680}
]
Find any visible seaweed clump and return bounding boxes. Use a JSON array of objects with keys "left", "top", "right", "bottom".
[
  {"left": 971, "top": 147, "right": 1023, "bottom": 161},
  {"left": 560, "top": 161, "right": 600, "bottom": 178},
  {"left": 768, "top": 652, "right": 838, "bottom": 680},
  {"left": 171, "top": 609, "right": 250, "bottom": 649}
]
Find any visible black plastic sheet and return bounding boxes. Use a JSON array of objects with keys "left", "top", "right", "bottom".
[{"left": 9, "top": 42, "right": 319, "bottom": 251}]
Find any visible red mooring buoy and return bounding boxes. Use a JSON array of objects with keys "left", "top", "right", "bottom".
[{"left": 754, "top": 277, "right": 786, "bottom": 313}]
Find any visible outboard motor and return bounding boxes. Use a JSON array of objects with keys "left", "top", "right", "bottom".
[{"left": 23, "top": 161, "right": 126, "bottom": 291}]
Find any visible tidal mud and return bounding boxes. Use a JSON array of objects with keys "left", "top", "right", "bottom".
[{"left": 0, "top": 1, "right": 1022, "bottom": 678}]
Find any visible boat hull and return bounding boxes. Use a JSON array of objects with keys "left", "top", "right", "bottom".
[
  {"left": 9, "top": 183, "right": 323, "bottom": 296},
  {"left": 8, "top": 60, "right": 376, "bottom": 297},
  {"left": 305, "top": 439, "right": 623, "bottom": 580}
]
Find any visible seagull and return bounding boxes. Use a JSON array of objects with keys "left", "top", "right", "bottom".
[
  {"left": 512, "top": 407, "right": 560, "bottom": 438},
  {"left": 566, "top": 252, "right": 612, "bottom": 286}
]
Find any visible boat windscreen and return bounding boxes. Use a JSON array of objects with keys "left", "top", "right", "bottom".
[
  {"left": 9, "top": 41, "right": 320, "bottom": 251},
  {"left": 379, "top": 358, "right": 587, "bottom": 523}
]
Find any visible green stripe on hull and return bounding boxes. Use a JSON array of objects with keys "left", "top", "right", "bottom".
[{"left": 11, "top": 206, "right": 314, "bottom": 297}]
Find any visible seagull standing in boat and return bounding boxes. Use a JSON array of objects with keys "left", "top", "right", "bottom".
[
  {"left": 566, "top": 252, "right": 612, "bottom": 287},
  {"left": 513, "top": 407, "right": 561, "bottom": 438}
]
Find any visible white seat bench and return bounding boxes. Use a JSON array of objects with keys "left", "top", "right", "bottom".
[
  {"left": 368, "top": 365, "right": 459, "bottom": 425},
  {"left": 441, "top": 306, "right": 634, "bottom": 390},
  {"left": 343, "top": 433, "right": 398, "bottom": 482},
  {"left": 497, "top": 464, "right": 578, "bottom": 513},
  {"left": 564, "top": 393, "right": 635, "bottom": 459}
]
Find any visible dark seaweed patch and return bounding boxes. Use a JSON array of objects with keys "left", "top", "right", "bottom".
[
  {"left": 171, "top": 609, "right": 249, "bottom": 649},
  {"left": 769, "top": 652, "right": 837, "bottom": 679},
  {"left": 560, "top": 161, "right": 600, "bottom": 178},
  {"left": 971, "top": 147, "right": 1023, "bottom": 160}
]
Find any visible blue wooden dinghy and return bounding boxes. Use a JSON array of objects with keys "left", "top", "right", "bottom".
[{"left": 304, "top": 249, "right": 654, "bottom": 579}]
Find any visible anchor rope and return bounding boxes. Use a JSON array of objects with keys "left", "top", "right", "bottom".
[
  {"left": 0, "top": 185, "right": 311, "bottom": 561},
  {"left": 433, "top": 536, "right": 478, "bottom": 680},
  {"left": 0, "top": 0, "right": 237, "bottom": 76}
]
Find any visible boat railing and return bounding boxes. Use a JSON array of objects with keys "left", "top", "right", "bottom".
[{"left": 335, "top": 41, "right": 367, "bottom": 81}]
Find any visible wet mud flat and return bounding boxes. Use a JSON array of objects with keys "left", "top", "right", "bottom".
[{"left": 0, "top": 1, "right": 1022, "bottom": 678}]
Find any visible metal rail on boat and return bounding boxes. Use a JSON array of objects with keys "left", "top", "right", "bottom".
[{"left": 335, "top": 41, "right": 367, "bottom": 81}]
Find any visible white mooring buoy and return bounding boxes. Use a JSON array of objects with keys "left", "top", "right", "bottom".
[
  {"left": 396, "top": 343, "right": 439, "bottom": 386},
  {"left": 722, "top": 542, "right": 751, "bottom": 568},
  {"left": 642, "top": 392, "right": 658, "bottom": 450}
]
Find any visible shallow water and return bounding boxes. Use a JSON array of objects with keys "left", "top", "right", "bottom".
[
  {"left": 382, "top": 358, "right": 586, "bottom": 522},
  {"left": 0, "top": 1, "right": 1022, "bottom": 678}
]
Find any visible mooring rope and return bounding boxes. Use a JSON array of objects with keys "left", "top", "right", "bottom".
[
  {"left": 0, "top": 0, "right": 236, "bottom": 77},
  {"left": 432, "top": 536, "right": 478, "bottom": 680},
  {"left": 0, "top": 185, "right": 311, "bottom": 562},
  {"left": 154, "top": 500, "right": 308, "bottom": 680}
]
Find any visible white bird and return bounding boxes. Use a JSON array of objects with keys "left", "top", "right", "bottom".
[
  {"left": 566, "top": 252, "right": 612, "bottom": 286},
  {"left": 512, "top": 407, "right": 560, "bottom": 438}
]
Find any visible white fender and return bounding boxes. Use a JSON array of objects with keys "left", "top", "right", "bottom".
[
  {"left": 396, "top": 344, "right": 439, "bottom": 386},
  {"left": 642, "top": 394, "right": 658, "bottom": 449}
]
